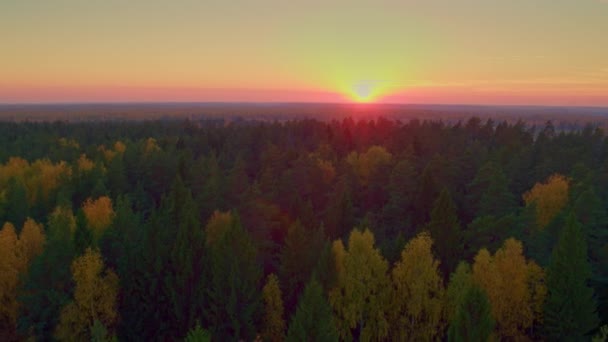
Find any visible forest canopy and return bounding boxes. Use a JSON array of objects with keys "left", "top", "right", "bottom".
[{"left": 0, "top": 116, "right": 606, "bottom": 341}]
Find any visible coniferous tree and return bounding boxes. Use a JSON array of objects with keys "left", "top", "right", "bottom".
[
  {"left": 448, "top": 284, "right": 494, "bottom": 342},
  {"left": 286, "top": 278, "right": 339, "bottom": 342},
  {"left": 279, "top": 221, "right": 326, "bottom": 313},
  {"left": 206, "top": 212, "right": 261, "bottom": 341},
  {"left": 446, "top": 261, "right": 473, "bottom": 323},
  {"left": 426, "top": 188, "right": 463, "bottom": 278},
  {"left": 73, "top": 209, "right": 93, "bottom": 255},
  {"left": 544, "top": 213, "right": 599, "bottom": 339},
  {"left": 5, "top": 177, "right": 29, "bottom": 228},
  {"left": 466, "top": 161, "right": 515, "bottom": 220},
  {"left": 164, "top": 176, "right": 205, "bottom": 337},
  {"left": 18, "top": 207, "right": 76, "bottom": 340},
  {"left": 574, "top": 187, "right": 608, "bottom": 325}
]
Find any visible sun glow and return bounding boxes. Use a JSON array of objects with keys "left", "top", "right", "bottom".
[{"left": 348, "top": 80, "right": 387, "bottom": 103}]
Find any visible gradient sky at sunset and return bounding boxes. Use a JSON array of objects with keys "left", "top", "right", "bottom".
[{"left": 2, "top": 0, "right": 608, "bottom": 105}]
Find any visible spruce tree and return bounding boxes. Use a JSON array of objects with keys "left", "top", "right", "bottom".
[
  {"left": 286, "top": 278, "right": 338, "bottom": 342},
  {"left": 544, "top": 213, "right": 599, "bottom": 339},
  {"left": 426, "top": 188, "right": 463, "bottom": 278},
  {"left": 206, "top": 212, "right": 261, "bottom": 340}
]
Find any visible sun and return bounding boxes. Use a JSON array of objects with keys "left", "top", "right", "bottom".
[{"left": 349, "top": 80, "right": 383, "bottom": 103}]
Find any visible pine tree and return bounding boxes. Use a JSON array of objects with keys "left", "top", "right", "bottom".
[
  {"left": 448, "top": 284, "right": 494, "bottom": 342},
  {"left": 286, "top": 278, "right": 338, "bottom": 342},
  {"left": 544, "top": 213, "right": 599, "bottom": 339}
]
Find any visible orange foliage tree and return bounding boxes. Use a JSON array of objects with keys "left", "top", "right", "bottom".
[
  {"left": 82, "top": 196, "right": 115, "bottom": 239},
  {"left": 0, "top": 219, "right": 46, "bottom": 339},
  {"left": 523, "top": 174, "right": 569, "bottom": 229}
]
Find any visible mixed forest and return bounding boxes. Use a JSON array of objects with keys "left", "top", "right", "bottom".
[{"left": 0, "top": 116, "right": 607, "bottom": 341}]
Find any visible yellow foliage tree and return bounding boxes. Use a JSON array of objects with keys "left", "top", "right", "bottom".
[
  {"left": 144, "top": 137, "right": 161, "bottom": 154},
  {"left": 0, "top": 157, "right": 71, "bottom": 205},
  {"left": 55, "top": 248, "right": 119, "bottom": 341},
  {"left": 99, "top": 141, "right": 127, "bottom": 162},
  {"left": 32, "top": 159, "right": 72, "bottom": 201},
  {"left": 472, "top": 238, "right": 546, "bottom": 339},
  {"left": 346, "top": 146, "right": 392, "bottom": 185},
  {"left": 523, "top": 174, "right": 569, "bottom": 229},
  {"left": 19, "top": 218, "right": 46, "bottom": 265},
  {"left": 113, "top": 141, "right": 126, "bottom": 154},
  {"left": 262, "top": 273, "right": 286, "bottom": 342},
  {"left": 0, "top": 157, "right": 29, "bottom": 187},
  {"left": 390, "top": 232, "right": 446, "bottom": 341},
  {"left": 205, "top": 210, "right": 233, "bottom": 246},
  {"left": 77, "top": 154, "right": 95, "bottom": 172},
  {"left": 82, "top": 196, "right": 115, "bottom": 239},
  {"left": 329, "top": 228, "right": 390, "bottom": 341}
]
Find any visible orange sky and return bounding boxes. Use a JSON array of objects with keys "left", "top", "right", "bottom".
[{"left": 2, "top": 1, "right": 608, "bottom": 105}]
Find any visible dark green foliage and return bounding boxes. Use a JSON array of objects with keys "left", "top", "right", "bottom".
[
  {"left": 184, "top": 322, "right": 212, "bottom": 342},
  {"left": 323, "top": 178, "right": 354, "bottom": 240},
  {"left": 73, "top": 209, "right": 93, "bottom": 255},
  {"left": 381, "top": 159, "right": 417, "bottom": 240},
  {"left": 279, "top": 221, "right": 327, "bottom": 314},
  {"left": 544, "top": 213, "right": 599, "bottom": 340},
  {"left": 464, "top": 214, "right": 518, "bottom": 261},
  {"left": 163, "top": 176, "right": 206, "bottom": 337},
  {"left": 448, "top": 285, "right": 494, "bottom": 342},
  {"left": 426, "top": 188, "right": 463, "bottom": 278},
  {"left": 107, "top": 154, "right": 128, "bottom": 198},
  {"left": 414, "top": 164, "right": 439, "bottom": 226},
  {"left": 574, "top": 187, "right": 608, "bottom": 325},
  {"left": 4, "top": 177, "right": 29, "bottom": 228},
  {"left": 206, "top": 213, "right": 261, "bottom": 341},
  {"left": 466, "top": 161, "right": 516, "bottom": 220},
  {"left": 286, "top": 278, "right": 339, "bottom": 342}
]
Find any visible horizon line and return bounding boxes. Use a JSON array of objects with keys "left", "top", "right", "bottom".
[{"left": 1, "top": 101, "right": 608, "bottom": 110}]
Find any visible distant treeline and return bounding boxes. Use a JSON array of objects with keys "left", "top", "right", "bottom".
[{"left": 0, "top": 116, "right": 606, "bottom": 341}]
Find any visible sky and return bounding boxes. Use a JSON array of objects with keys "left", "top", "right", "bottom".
[{"left": 1, "top": 0, "right": 608, "bottom": 105}]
